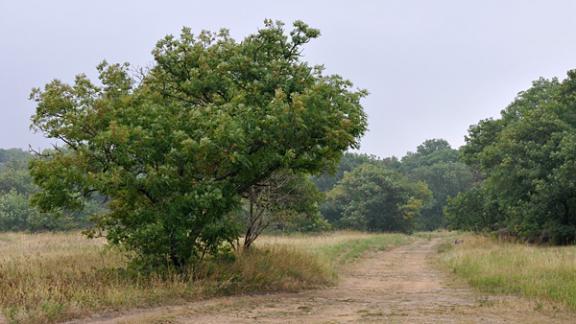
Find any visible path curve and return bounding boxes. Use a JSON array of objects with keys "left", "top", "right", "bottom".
[{"left": 76, "top": 239, "right": 573, "bottom": 323}]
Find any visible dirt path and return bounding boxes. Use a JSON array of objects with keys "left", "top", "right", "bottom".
[{"left": 78, "top": 239, "right": 573, "bottom": 323}]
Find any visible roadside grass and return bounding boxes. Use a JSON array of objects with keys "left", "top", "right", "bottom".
[
  {"left": 0, "top": 231, "right": 410, "bottom": 323},
  {"left": 259, "top": 231, "right": 411, "bottom": 266},
  {"left": 438, "top": 234, "right": 576, "bottom": 310}
]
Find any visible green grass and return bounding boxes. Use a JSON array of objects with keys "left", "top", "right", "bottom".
[
  {"left": 0, "top": 231, "right": 410, "bottom": 323},
  {"left": 313, "top": 233, "right": 411, "bottom": 266},
  {"left": 438, "top": 234, "right": 576, "bottom": 310}
]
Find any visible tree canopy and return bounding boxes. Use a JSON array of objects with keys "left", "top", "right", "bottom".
[
  {"left": 322, "top": 163, "right": 431, "bottom": 232},
  {"left": 29, "top": 20, "right": 367, "bottom": 269},
  {"left": 400, "top": 139, "right": 474, "bottom": 230},
  {"left": 448, "top": 73, "right": 576, "bottom": 244}
]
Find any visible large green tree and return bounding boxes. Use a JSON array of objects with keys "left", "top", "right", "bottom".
[
  {"left": 29, "top": 20, "right": 367, "bottom": 269},
  {"left": 454, "top": 74, "right": 576, "bottom": 244}
]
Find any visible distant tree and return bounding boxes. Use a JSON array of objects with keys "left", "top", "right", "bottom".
[
  {"left": 323, "top": 163, "right": 431, "bottom": 232},
  {"left": 0, "top": 151, "right": 35, "bottom": 195},
  {"left": 0, "top": 148, "right": 101, "bottom": 232},
  {"left": 0, "top": 149, "right": 30, "bottom": 165},
  {"left": 401, "top": 139, "right": 458, "bottom": 170},
  {"left": 312, "top": 152, "right": 400, "bottom": 192},
  {"left": 444, "top": 185, "right": 500, "bottom": 232},
  {"left": 29, "top": 20, "right": 367, "bottom": 270},
  {"left": 400, "top": 139, "right": 474, "bottom": 230}
]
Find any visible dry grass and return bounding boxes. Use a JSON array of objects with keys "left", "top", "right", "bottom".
[
  {"left": 439, "top": 234, "right": 576, "bottom": 310},
  {"left": 0, "top": 231, "right": 409, "bottom": 323}
]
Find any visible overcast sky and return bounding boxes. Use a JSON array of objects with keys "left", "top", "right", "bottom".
[{"left": 1, "top": 1, "right": 576, "bottom": 157}]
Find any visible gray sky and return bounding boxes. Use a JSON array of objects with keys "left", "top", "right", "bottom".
[{"left": 1, "top": 0, "right": 576, "bottom": 157}]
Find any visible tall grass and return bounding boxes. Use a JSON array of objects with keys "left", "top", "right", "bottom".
[
  {"left": 0, "top": 231, "right": 409, "bottom": 323},
  {"left": 439, "top": 234, "right": 576, "bottom": 310}
]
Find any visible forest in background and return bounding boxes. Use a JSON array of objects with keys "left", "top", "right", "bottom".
[{"left": 0, "top": 138, "right": 473, "bottom": 235}]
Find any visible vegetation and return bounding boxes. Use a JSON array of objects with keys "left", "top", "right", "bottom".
[
  {"left": 314, "top": 140, "right": 473, "bottom": 233},
  {"left": 439, "top": 234, "right": 576, "bottom": 310},
  {"left": 400, "top": 139, "right": 474, "bottom": 230},
  {"left": 322, "top": 163, "right": 431, "bottom": 232},
  {"left": 3, "top": 11, "right": 576, "bottom": 324},
  {"left": 0, "top": 148, "right": 101, "bottom": 231},
  {"left": 0, "top": 231, "right": 409, "bottom": 323},
  {"left": 28, "top": 20, "right": 367, "bottom": 270},
  {"left": 312, "top": 152, "right": 400, "bottom": 192},
  {"left": 447, "top": 72, "right": 576, "bottom": 244}
]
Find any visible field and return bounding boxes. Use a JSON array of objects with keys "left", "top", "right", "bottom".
[
  {"left": 438, "top": 234, "right": 576, "bottom": 310},
  {"left": 3, "top": 231, "right": 576, "bottom": 323},
  {"left": 0, "top": 231, "right": 410, "bottom": 323}
]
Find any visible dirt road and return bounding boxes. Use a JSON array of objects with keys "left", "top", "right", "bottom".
[{"left": 78, "top": 239, "right": 572, "bottom": 323}]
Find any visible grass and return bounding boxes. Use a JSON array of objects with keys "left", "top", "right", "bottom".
[
  {"left": 259, "top": 231, "right": 410, "bottom": 265},
  {"left": 0, "top": 231, "right": 410, "bottom": 323},
  {"left": 438, "top": 233, "right": 576, "bottom": 310}
]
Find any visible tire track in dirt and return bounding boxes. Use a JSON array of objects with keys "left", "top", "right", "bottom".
[{"left": 76, "top": 239, "right": 573, "bottom": 323}]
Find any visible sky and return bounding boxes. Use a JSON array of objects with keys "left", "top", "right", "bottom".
[{"left": 1, "top": 0, "right": 576, "bottom": 158}]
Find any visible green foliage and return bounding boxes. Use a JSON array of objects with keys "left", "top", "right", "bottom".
[
  {"left": 444, "top": 185, "right": 500, "bottom": 232},
  {"left": 0, "top": 153, "right": 34, "bottom": 196},
  {"left": 0, "top": 148, "right": 99, "bottom": 231},
  {"left": 29, "top": 21, "right": 367, "bottom": 270},
  {"left": 0, "top": 149, "right": 30, "bottom": 165},
  {"left": 401, "top": 139, "right": 458, "bottom": 170},
  {"left": 322, "top": 163, "right": 431, "bottom": 232},
  {"left": 312, "top": 152, "right": 400, "bottom": 192},
  {"left": 454, "top": 73, "right": 576, "bottom": 244},
  {"left": 314, "top": 143, "right": 471, "bottom": 232},
  {"left": 401, "top": 139, "right": 474, "bottom": 230}
]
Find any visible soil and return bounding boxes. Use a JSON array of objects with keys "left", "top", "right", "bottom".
[{"left": 69, "top": 239, "right": 573, "bottom": 323}]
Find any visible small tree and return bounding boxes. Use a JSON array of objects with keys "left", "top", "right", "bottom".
[{"left": 29, "top": 20, "right": 367, "bottom": 270}]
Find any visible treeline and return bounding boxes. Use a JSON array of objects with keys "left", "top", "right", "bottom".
[
  {"left": 0, "top": 149, "right": 103, "bottom": 231},
  {"left": 314, "top": 139, "right": 474, "bottom": 233},
  {"left": 446, "top": 71, "right": 576, "bottom": 244},
  {"left": 0, "top": 140, "right": 475, "bottom": 235}
]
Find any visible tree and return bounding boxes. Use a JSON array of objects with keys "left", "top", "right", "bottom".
[
  {"left": 400, "top": 139, "right": 474, "bottom": 230},
  {"left": 455, "top": 74, "right": 576, "bottom": 244},
  {"left": 312, "top": 152, "right": 400, "bottom": 192},
  {"left": 29, "top": 20, "right": 367, "bottom": 270},
  {"left": 323, "top": 163, "right": 431, "bottom": 232},
  {"left": 444, "top": 185, "right": 500, "bottom": 232}
]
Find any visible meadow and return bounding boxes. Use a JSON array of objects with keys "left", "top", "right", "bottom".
[
  {"left": 0, "top": 231, "right": 410, "bottom": 323},
  {"left": 438, "top": 234, "right": 576, "bottom": 310}
]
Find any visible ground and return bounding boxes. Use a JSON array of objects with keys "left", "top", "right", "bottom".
[{"left": 63, "top": 238, "right": 573, "bottom": 324}]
